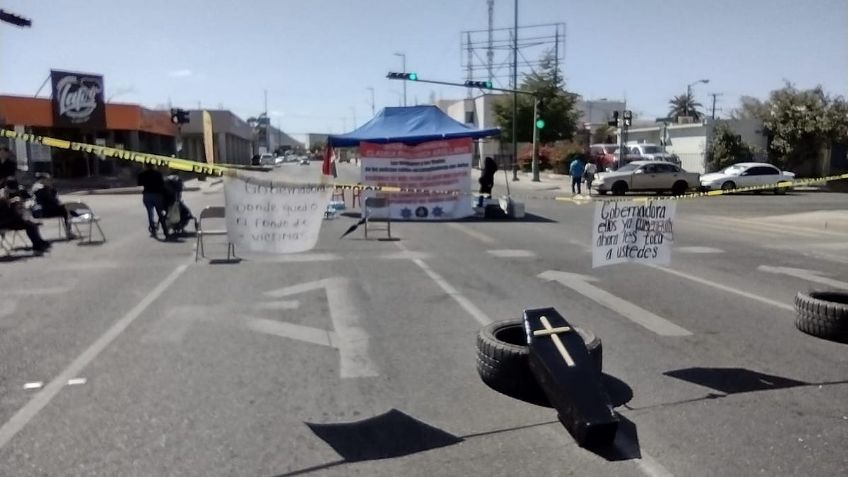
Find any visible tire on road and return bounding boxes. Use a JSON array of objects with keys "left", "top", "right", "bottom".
[
  {"left": 794, "top": 291, "right": 848, "bottom": 343},
  {"left": 671, "top": 180, "right": 688, "bottom": 196},
  {"left": 774, "top": 182, "right": 789, "bottom": 195},
  {"left": 476, "top": 320, "right": 602, "bottom": 405},
  {"left": 721, "top": 181, "right": 736, "bottom": 192},
  {"left": 611, "top": 181, "right": 628, "bottom": 196}
]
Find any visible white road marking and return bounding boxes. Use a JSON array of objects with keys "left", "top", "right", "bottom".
[
  {"left": 647, "top": 265, "right": 794, "bottom": 312},
  {"left": 487, "top": 249, "right": 536, "bottom": 258},
  {"left": 379, "top": 251, "right": 432, "bottom": 260},
  {"left": 22, "top": 382, "right": 43, "bottom": 390},
  {"left": 411, "top": 258, "right": 492, "bottom": 326},
  {"left": 255, "top": 300, "right": 301, "bottom": 310},
  {"left": 677, "top": 246, "right": 724, "bottom": 254},
  {"left": 395, "top": 240, "right": 492, "bottom": 326},
  {"left": 246, "top": 318, "right": 337, "bottom": 348},
  {"left": 445, "top": 222, "right": 497, "bottom": 244},
  {"left": 5, "top": 286, "right": 74, "bottom": 296},
  {"left": 538, "top": 271, "right": 692, "bottom": 337},
  {"left": 66, "top": 378, "right": 87, "bottom": 386},
  {"left": 757, "top": 265, "right": 848, "bottom": 290},
  {"left": 264, "top": 278, "right": 378, "bottom": 379},
  {"left": 0, "top": 263, "right": 189, "bottom": 450}
]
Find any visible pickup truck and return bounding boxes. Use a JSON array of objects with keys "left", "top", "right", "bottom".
[{"left": 590, "top": 160, "right": 700, "bottom": 196}]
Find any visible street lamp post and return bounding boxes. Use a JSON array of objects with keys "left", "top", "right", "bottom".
[
  {"left": 685, "top": 79, "right": 709, "bottom": 117},
  {"left": 366, "top": 87, "right": 375, "bottom": 116},
  {"left": 394, "top": 52, "right": 407, "bottom": 107}
]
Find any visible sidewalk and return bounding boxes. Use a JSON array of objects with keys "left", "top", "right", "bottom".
[{"left": 475, "top": 168, "right": 578, "bottom": 194}]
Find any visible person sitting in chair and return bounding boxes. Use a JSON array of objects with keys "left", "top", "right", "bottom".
[
  {"left": 31, "top": 173, "right": 75, "bottom": 239},
  {"left": 0, "top": 195, "right": 51, "bottom": 254}
]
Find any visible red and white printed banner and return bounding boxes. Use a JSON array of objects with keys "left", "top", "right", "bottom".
[{"left": 359, "top": 138, "right": 474, "bottom": 220}]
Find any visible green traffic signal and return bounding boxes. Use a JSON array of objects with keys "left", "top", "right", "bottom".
[
  {"left": 408, "top": 72, "right": 418, "bottom": 81},
  {"left": 535, "top": 118, "right": 545, "bottom": 129}
]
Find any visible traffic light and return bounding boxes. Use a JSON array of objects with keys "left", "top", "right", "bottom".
[
  {"left": 170, "top": 108, "right": 190, "bottom": 125},
  {"left": 464, "top": 80, "right": 493, "bottom": 89},
  {"left": 623, "top": 110, "right": 632, "bottom": 127},
  {"left": 386, "top": 72, "right": 418, "bottom": 81},
  {"left": 608, "top": 111, "right": 619, "bottom": 127},
  {"left": 0, "top": 9, "right": 32, "bottom": 27},
  {"left": 535, "top": 98, "right": 546, "bottom": 129}
]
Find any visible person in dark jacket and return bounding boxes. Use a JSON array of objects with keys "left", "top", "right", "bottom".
[
  {"left": 0, "top": 196, "right": 51, "bottom": 254},
  {"left": 0, "top": 147, "right": 17, "bottom": 188},
  {"left": 478, "top": 156, "right": 498, "bottom": 207},
  {"left": 137, "top": 164, "right": 169, "bottom": 238},
  {"left": 31, "top": 173, "right": 74, "bottom": 238}
]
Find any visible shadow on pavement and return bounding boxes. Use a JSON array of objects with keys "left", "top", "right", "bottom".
[
  {"left": 664, "top": 367, "right": 808, "bottom": 394},
  {"left": 274, "top": 409, "right": 461, "bottom": 476},
  {"left": 603, "top": 373, "right": 634, "bottom": 408},
  {"left": 338, "top": 211, "right": 557, "bottom": 223}
]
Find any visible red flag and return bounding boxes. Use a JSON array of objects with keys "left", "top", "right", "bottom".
[{"left": 322, "top": 144, "right": 333, "bottom": 176}]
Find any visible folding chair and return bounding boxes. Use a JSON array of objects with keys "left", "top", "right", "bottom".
[
  {"left": 65, "top": 202, "right": 106, "bottom": 243},
  {"left": 195, "top": 206, "right": 235, "bottom": 262},
  {"left": 363, "top": 197, "right": 391, "bottom": 239}
]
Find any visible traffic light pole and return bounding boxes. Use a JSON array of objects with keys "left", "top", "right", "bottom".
[{"left": 532, "top": 97, "right": 540, "bottom": 182}]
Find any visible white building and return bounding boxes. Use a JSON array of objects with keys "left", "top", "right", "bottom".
[
  {"left": 576, "top": 98, "right": 626, "bottom": 128},
  {"left": 434, "top": 94, "right": 505, "bottom": 164},
  {"left": 618, "top": 119, "right": 767, "bottom": 173}
]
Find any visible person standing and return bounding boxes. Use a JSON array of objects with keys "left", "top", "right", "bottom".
[
  {"left": 478, "top": 156, "right": 498, "bottom": 207},
  {"left": 137, "top": 164, "right": 169, "bottom": 238},
  {"left": 0, "top": 146, "right": 17, "bottom": 188},
  {"left": 569, "top": 154, "right": 586, "bottom": 195},
  {"left": 583, "top": 160, "right": 597, "bottom": 193}
]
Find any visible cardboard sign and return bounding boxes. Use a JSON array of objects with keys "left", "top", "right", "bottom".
[
  {"left": 359, "top": 138, "right": 474, "bottom": 220},
  {"left": 225, "top": 175, "right": 333, "bottom": 254},
  {"left": 592, "top": 200, "right": 675, "bottom": 268}
]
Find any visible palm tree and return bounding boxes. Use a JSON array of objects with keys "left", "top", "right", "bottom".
[{"left": 668, "top": 93, "right": 703, "bottom": 120}]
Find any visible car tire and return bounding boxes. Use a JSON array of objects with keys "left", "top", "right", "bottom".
[
  {"left": 671, "top": 181, "right": 688, "bottom": 196},
  {"left": 611, "top": 182, "right": 628, "bottom": 196},
  {"left": 721, "top": 181, "right": 736, "bottom": 192},
  {"left": 476, "top": 320, "right": 602, "bottom": 405},
  {"left": 794, "top": 291, "right": 848, "bottom": 343}
]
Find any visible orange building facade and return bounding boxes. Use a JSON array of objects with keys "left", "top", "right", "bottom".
[{"left": 0, "top": 95, "right": 178, "bottom": 178}]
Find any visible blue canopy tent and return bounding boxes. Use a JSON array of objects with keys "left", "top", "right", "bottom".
[{"left": 327, "top": 105, "right": 500, "bottom": 147}]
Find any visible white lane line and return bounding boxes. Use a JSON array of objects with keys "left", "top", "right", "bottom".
[
  {"left": 395, "top": 241, "right": 492, "bottom": 326},
  {"left": 676, "top": 246, "right": 724, "bottom": 254},
  {"left": 445, "top": 222, "right": 497, "bottom": 244},
  {"left": 538, "top": 271, "right": 692, "bottom": 337},
  {"left": 412, "top": 258, "right": 492, "bottom": 326},
  {"left": 757, "top": 265, "right": 848, "bottom": 290},
  {"left": 5, "top": 286, "right": 74, "bottom": 296},
  {"left": 0, "top": 263, "right": 189, "bottom": 450},
  {"left": 487, "top": 249, "right": 536, "bottom": 258},
  {"left": 22, "top": 382, "right": 43, "bottom": 390},
  {"left": 324, "top": 278, "right": 379, "bottom": 379},
  {"left": 646, "top": 265, "right": 794, "bottom": 312}
]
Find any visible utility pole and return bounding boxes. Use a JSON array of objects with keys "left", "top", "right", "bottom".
[
  {"left": 511, "top": 0, "right": 518, "bottom": 182},
  {"left": 487, "top": 0, "right": 494, "bottom": 84},
  {"left": 709, "top": 92, "right": 723, "bottom": 120},
  {"left": 466, "top": 31, "right": 474, "bottom": 99},
  {"left": 532, "top": 97, "right": 540, "bottom": 182},
  {"left": 366, "top": 87, "right": 375, "bottom": 116}
]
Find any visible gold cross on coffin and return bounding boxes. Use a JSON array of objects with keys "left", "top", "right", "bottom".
[{"left": 532, "top": 316, "right": 575, "bottom": 367}]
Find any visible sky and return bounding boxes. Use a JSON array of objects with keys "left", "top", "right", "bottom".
[{"left": 1, "top": 0, "right": 846, "bottom": 138}]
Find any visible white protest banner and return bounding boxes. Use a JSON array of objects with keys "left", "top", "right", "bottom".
[
  {"left": 592, "top": 200, "right": 676, "bottom": 268},
  {"left": 359, "top": 138, "right": 474, "bottom": 220},
  {"left": 225, "top": 175, "right": 333, "bottom": 254}
]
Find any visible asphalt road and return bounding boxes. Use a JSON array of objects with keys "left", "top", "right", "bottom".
[{"left": 0, "top": 163, "right": 846, "bottom": 476}]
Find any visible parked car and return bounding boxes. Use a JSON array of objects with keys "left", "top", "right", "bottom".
[
  {"left": 625, "top": 143, "right": 680, "bottom": 166},
  {"left": 299, "top": 158, "right": 310, "bottom": 165},
  {"left": 591, "top": 160, "right": 700, "bottom": 196},
  {"left": 590, "top": 144, "right": 618, "bottom": 170},
  {"left": 258, "top": 153, "right": 275, "bottom": 166},
  {"left": 700, "top": 162, "right": 795, "bottom": 194}
]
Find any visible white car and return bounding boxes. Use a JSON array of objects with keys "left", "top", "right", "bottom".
[
  {"left": 700, "top": 162, "right": 795, "bottom": 194},
  {"left": 591, "top": 160, "right": 700, "bottom": 196}
]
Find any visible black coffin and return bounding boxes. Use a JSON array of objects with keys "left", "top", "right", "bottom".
[{"left": 524, "top": 307, "right": 619, "bottom": 447}]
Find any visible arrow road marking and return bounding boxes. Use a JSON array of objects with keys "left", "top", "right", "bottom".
[
  {"left": 757, "top": 265, "right": 848, "bottom": 290},
  {"left": 246, "top": 318, "right": 338, "bottom": 348},
  {"left": 264, "top": 277, "right": 378, "bottom": 379},
  {"left": 538, "top": 270, "right": 692, "bottom": 337}
]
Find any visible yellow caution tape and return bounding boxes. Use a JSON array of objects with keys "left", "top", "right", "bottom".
[{"left": 4, "top": 129, "right": 846, "bottom": 202}]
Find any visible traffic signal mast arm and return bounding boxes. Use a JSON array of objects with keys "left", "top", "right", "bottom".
[{"left": 386, "top": 72, "right": 539, "bottom": 98}]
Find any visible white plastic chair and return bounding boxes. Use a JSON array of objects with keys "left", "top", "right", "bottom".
[
  {"left": 363, "top": 197, "right": 391, "bottom": 239},
  {"left": 65, "top": 202, "right": 106, "bottom": 243},
  {"left": 195, "top": 206, "right": 235, "bottom": 261}
]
